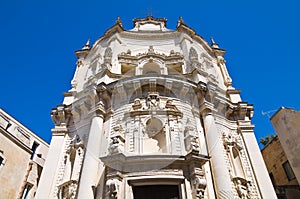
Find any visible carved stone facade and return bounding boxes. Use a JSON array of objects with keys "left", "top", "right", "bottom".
[{"left": 36, "top": 16, "right": 276, "bottom": 199}]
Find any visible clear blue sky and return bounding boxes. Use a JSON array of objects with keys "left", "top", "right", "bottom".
[{"left": 0, "top": 0, "right": 299, "bottom": 147}]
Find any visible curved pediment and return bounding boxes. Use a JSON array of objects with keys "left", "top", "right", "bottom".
[{"left": 131, "top": 16, "right": 170, "bottom": 32}]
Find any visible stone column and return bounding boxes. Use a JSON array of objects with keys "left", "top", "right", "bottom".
[
  {"left": 201, "top": 109, "right": 233, "bottom": 199},
  {"left": 77, "top": 109, "right": 104, "bottom": 199}
]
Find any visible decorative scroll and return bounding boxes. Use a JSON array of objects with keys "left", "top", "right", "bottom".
[
  {"left": 106, "top": 178, "right": 120, "bottom": 199},
  {"left": 192, "top": 167, "right": 207, "bottom": 199}
]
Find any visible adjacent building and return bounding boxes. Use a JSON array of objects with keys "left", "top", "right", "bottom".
[
  {"left": 0, "top": 108, "right": 49, "bottom": 199},
  {"left": 261, "top": 107, "right": 300, "bottom": 199},
  {"left": 36, "top": 16, "right": 276, "bottom": 199}
]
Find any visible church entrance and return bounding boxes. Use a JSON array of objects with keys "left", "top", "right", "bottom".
[{"left": 133, "top": 185, "right": 180, "bottom": 199}]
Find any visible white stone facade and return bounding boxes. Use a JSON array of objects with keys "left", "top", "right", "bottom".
[{"left": 35, "top": 16, "right": 276, "bottom": 199}]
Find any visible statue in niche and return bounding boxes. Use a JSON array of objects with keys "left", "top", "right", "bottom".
[
  {"left": 102, "top": 47, "right": 112, "bottom": 69},
  {"left": 189, "top": 47, "right": 202, "bottom": 71},
  {"left": 62, "top": 135, "right": 84, "bottom": 183},
  {"left": 58, "top": 135, "right": 84, "bottom": 199},
  {"left": 189, "top": 47, "right": 198, "bottom": 63},
  {"left": 184, "top": 119, "right": 200, "bottom": 153},
  {"left": 235, "top": 179, "right": 250, "bottom": 199}
]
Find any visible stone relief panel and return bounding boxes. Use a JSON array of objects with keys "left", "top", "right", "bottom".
[
  {"left": 218, "top": 125, "right": 259, "bottom": 199},
  {"left": 55, "top": 134, "right": 85, "bottom": 199},
  {"left": 110, "top": 92, "right": 188, "bottom": 156}
]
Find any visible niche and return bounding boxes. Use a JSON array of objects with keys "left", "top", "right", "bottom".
[
  {"left": 143, "top": 117, "right": 166, "bottom": 154},
  {"left": 231, "top": 147, "right": 245, "bottom": 178}
]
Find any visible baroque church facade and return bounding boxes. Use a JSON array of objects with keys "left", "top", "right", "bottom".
[{"left": 35, "top": 16, "right": 276, "bottom": 199}]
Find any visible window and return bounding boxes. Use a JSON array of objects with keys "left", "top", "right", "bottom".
[
  {"left": 0, "top": 151, "right": 5, "bottom": 169},
  {"left": 282, "top": 161, "right": 295, "bottom": 181},
  {"left": 269, "top": 172, "right": 276, "bottom": 186},
  {"left": 21, "top": 183, "right": 33, "bottom": 199},
  {"left": 30, "top": 142, "right": 39, "bottom": 160},
  {"left": 142, "top": 62, "right": 161, "bottom": 75}
]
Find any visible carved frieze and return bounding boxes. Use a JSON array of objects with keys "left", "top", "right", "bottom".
[{"left": 128, "top": 92, "right": 183, "bottom": 118}]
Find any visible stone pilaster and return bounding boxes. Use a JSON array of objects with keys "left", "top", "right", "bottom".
[
  {"left": 35, "top": 105, "right": 71, "bottom": 199},
  {"left": 238, "top": 120, "right": 277, "bottom": 199},
  {"left": 77, "top": 102, "right": 105, "bottom": 199}
]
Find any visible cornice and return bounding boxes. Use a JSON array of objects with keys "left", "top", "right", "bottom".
[
  {"left": 176, "top": 20, "right": 216, "bottom": 57},
  {"left": 0, "top": 127, "right": 32, "bottom": 153},
  {"left": 93, "top": 18, "right": 125, "bottom": 49},
  {"left": 120, "top": 30, "right": 179, "bottom": 40},
  {"left": 132, "top": 16, "right": 167, "bottom": 24}
]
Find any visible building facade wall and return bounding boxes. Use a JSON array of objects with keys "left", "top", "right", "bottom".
[
  {"left": 261, "top": 136, "right": 298, "bottom": 186},
  {"left": 271, "top": 108, "right": 300, "bottom": 182},
  {"left": 0, "top": 131, "right": 30, "bottom": 198},
  {"left": 36, "top": 16, "right": 276, "bottom": 199},
  {"left": 0, "top": 109, "right": 49, "bottom": 199},
  {"left": 266, "top": 108, "right": 300, "bottom": 199}
]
